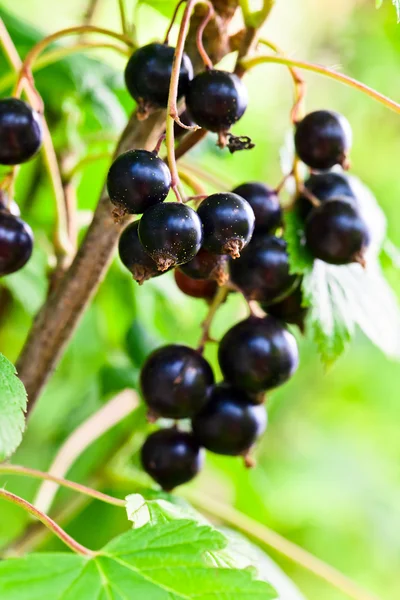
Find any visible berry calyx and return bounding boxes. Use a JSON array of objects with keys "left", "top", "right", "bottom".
[
  {"left": 118, "top": 221, "right": 160, "bottom": 284},
  {"left": 218, "top": 316, "right": 299, "bottom": 393},
  {"left": 191, "top": 383, "right": 267, "bottom": 456},
  {"left": 294, "top": 110, "right": 352, "bottom": 171},
  {"left": 305, "top": 197, "right": 370, "bottom": 265},
  {"left": 232, "top": 182, "right": 282, "bottom": 233},
  {"left": 139, "top": 202, "right": 203, "bottom": 271},
  {"left": 263, "top": 284, "right": 308, "bottom": 333},
  {"left": 186, "top": 70, "right": 248, "bottom": 136},
  {"left": 297, "top": 172, "right": 356, "bottom": 220},
  {"left": 0, "top": 212, "right": 33, "bottom": 276},
  {"left": 124, "top": 43, "right": 193, "bottom": 114},
  {"left": 107, "top": 149, "right": 171, "bottom": 219},
  {"left": 197, "top": 192, "right": 255, "bottom": 258},
  {"left": 140, "top": 344, "right": 214, "bottom": 419},
  {"left": 230, "top": 235, "right": 298, "bottom": 303},
  {"left": 0, "top": 98, "right": 42, "bottom": 166},
  {"left": 174, "top": 269, "right": 217, "bottom": 300},
  {"left": 179, "top": 247, "right": 228, "bottom": 285},
  {"left": 141, "top": 428, "right": 204, "bottom": 490}
]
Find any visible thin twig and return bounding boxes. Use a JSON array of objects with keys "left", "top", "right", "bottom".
[
  {"left": 0, "top": 489, "right": 95, "bottom": 556},
  {"left": 197, "top": 285, "right": 229, "bottom": 351},
  {"left": 164, "top": 0, "right": 186, "bottom": 44},
  {"left": 34, "top": 390, "right": 138, "bottom": 514},
  {"left": 118, "top": 0, "right": 129, "bottom": 35}
]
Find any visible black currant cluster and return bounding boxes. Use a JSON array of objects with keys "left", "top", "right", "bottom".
[
  {"left": 108, "top": 42, "right": 373, "bottom": 490},
  {"left": 0, "top": 98, "right": 41, "bottom": 276}
]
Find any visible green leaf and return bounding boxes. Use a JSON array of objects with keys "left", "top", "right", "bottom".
[
  {"left": 282, "top": 209, "right": 314, "bottom": 275},
  {"left": 0, "top": 495, "right": 276, "bottom": 600},
  {"left": 0, "top": 354, "right": 27, "bottom": 461},
  {"left": 376, "top": 0, "right": 400, "bottom": 20},
  {"left": 138, "top": 0, "right": 178, "bottom": 18},
  {"left": 2, "top": 246, "right": 48, "bottom": 315}
]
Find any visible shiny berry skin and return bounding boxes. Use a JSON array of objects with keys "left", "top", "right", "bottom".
[
  {"left": 230, "top": 235, "right": 297, "bottom": 303},
  {"left": 192, "top": 383, "right": 267, "bottom": 456},
  {"left": 118, "top": 221, "right": 160, "bottom": 284},
  {"left": 297, "top": 172, "right": 355, "bottom": 220},
  {"left": 141, "top": 428, "right": 204, "bottom": 490},
  {"left": 139, "top": 202, "right": 203, "bottom": 271},
  {"left": 0, "top": 98, "right": 42, "bottom": 166},
  {"left": 107, "top": 150, "right": 171, "bottom": 216},
  {"left": 197, "top": 193, "right": 255, "bottom": 258},
  {"left": 305, "top": 197, "right": 369, "bottom": 265},
  {"left": 179, "top": 247, "right": 228, "bottom": 284},
  {"left": 125, "top": 43, "right": 193, "bottom": 109},
  {"left": 294, "top": 110, "right": 352, "bottom": 171},
  {"left": 174, "top": 269, "right": 217, "bottom": 300},
  {"left": 263, "top": 284, "right": 308, "bottom": 333},
  {"left": 218, "top": 316, "right": 299, "bottom": 393},
  {"left": 0, "top": 212, "right": 33, "bottom": 276},
  {"left": 186, "top": 70, "right": 248, "bottom": 133},
  {"left": 140, "top": 344, "right": 214, "bottom": 419},
  {"left": 232, "top": 183, "right": 282, "bottom": 234}
]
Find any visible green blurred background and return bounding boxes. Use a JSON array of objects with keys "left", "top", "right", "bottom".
[{"left": 0, "top": 0, "right": 399, "bottom": 598}]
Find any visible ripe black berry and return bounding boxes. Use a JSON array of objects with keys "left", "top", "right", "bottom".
[
  {"left": 125, "top": 43, "right": 193, "bottom": 111},
  {"left": 186, "top": 70, "right": 248, "bottom": 133},
  {"left": 263, "top": 284, "right": 308, "bottom": 332},
  {"left": 0, "top": 212, "right": 33, "bottom": 276},
  {"left": 0, "top": 98, "right": 42, "bottom": 165},
  {"left": 297, "top": 172, "right": 355, "bottom": 220},
  {"left": 118, "top": 221, "right": 160, "bottom": 284},
  {"left": 305, "top": 198, "right": 370, "bottom": 265},
  {"left": 232, "top": 182, "right": 282, "bottom": 233},
  {"left": 107, "top": 149, "right": 171, "bottom": 218},
  {"left": 218, "top": 316, "right": 299, "bottom": 393},
  {"left": 197, "top": 193, "right": 255, "bottom": 258},
  {"left": 174, "top": 269, "right": 217, "bottom": 300},
  {"left": 141, "top": 428, "right": 203, "bottom": 490},
  {"left": 140, "top": 344, "right": 214, "bottom": 419},
  {"left": 192, "top": 383, "right": 266, "bottom": 456},
  {"left": 294, "top": 110, "right": 352, "bottom": 170},
  {"left": 179, "top": 247, "right": 228, "bottom": 285},
  {"left": 230, "top": 235, "right": 297, "bottom": 303},
  {"left": 139, "top": 202, "right": 203, "bottom": 270}
]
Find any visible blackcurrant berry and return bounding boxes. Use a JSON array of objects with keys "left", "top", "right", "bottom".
[
  {"left": 125, "top": 43, "right": 193, "bottom": 111},
  {"left": 230, "top": 235, "right": 298, "bottom": 303},
  {"left": 179, "top": 247, "right": 228, "bottom": 285},
  {"left": 294, "top": 110, "right": 352, "bottom": 171},
  {"left": 139, "top": 202, "right": 203, "bottom": 271},
  {"left": 197, "top": 193, "right": 255, "bottom": 258},
  {"left": 305, "top": 197, "right": 370, "bottom": 265},
  {"left": 263, "top": 284, "right": 308, "bottom": 332},
  {"left": 218, "top": 316, "right": 299, "bottom": 393},
  {"left": 118, "top": 221, "right": 160, "bottom": 284},
  {"left": 140, "top": 344, "right": 214, "bottom": 419},
  {"left": 297, "top": 171, "right": 355, "bottom": 220},
  {"left": 0, "top": 212, "right": 33, "bottom": 276},
  {"left": 191, "top": 383, "right": 266, "bottom": 456},
  {"left": 232, "top": 182, "right": 282, "bottom": 233},
  {"left": 186, "top": 70, "right": 248, "bottom": 133},
  {"left": 0, "top": 98, "right": 42, "bottom": 166},
  {"left": 174, "top": 269, "right": 217, "bottom": 300},
  {"left": 174, "top": 109, "right": 195, "bottom": 140},
  {"left": 107, "top": 149, "right": 171, "bottom": 218},
  {"left": 141, "top": 428, "right": 203, "bottom": 490}
]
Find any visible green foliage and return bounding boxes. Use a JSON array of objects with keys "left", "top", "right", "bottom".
[
  {"left": 376, "top": 0, "right": 400, "bottom": 20},
  {"left": 138, "top": 0, "right": 178, "bottom": 18},
  {"left": 283, "top": 209, "right": 313, "bottom": 275},
  {"left": 0, "top": 495, "right": 276, "bottom": 600},
  {"left": 0, "top": 354, "right": 27, "bottom": 461}
]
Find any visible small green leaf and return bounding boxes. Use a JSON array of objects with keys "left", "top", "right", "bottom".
[
  {"left": 0, "top": 495, "right": 276, "bottom": 599},
  {"left": 138, "top": 0, "right": 178, "bottom": 18},
  {"left": 282, "top": 209, "right": 314, "bottom": 275},
  {"left": 0, "top": 354, "right": 27, "bottom": 461}
]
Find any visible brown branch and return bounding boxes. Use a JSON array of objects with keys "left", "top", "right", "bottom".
[{"left": 16, "top": 0, "right": 247, "bottom": 415}]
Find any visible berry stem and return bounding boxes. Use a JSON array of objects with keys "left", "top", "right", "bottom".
[
  {"left": 164, "top": 0, "right": 186, "bottom": 44},
  {"left": 179, "top": 159, "right": 233, "bottom": 190},
  {"left": 196, "top": 2, "right": 215, "bottom": 70},
  {"left": 0, "top": 489, "right": 95, "bottom": 556},
  {"left": 117, "top": 0, "right": 129, "bottom": 35},
  {"left": 0, "top": 18, "right": 73, "bottom": 264},
  {"left": 241, "top": 54, "right": 400, "bottom": 116},
  {"left": 197, "top": 284, "right": 229, "bottom": 352},
  {"left": 185, "top": 490, "right": 380, "bottom": 600},
  {"left": 178, "top": 168, "right": 208, "bottom": 197},
  {"left": 63, "top": 152, "right": 112, "bottom": 181},
  {"left": 0, "top": 464, "right": 125, "bottom": 507}
]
